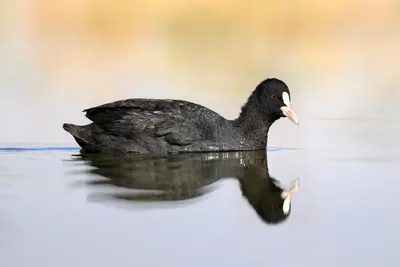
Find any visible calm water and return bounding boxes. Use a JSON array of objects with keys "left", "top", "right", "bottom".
[{"left": 1, "top": 119, "right": 400, "bottom": 267}]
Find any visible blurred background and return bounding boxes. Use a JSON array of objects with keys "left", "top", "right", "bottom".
[{"left": 0, "top": 0, "right": 399, "bottom": 144}]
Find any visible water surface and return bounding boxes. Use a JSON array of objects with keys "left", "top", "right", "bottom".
[{"left": 1, "top": 119, "right": 400, "bottom": 267}]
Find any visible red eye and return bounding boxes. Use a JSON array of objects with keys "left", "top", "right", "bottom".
[
  {"left": 271, "top": 204, "right": 277, "bottom": 211},
  {"left": 271, "top": 95, "right": 277, "bottom": 100}
]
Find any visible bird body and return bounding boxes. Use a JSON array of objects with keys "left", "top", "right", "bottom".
[{"left": 63, "top": 78, "right": 299, "bottom": 154}]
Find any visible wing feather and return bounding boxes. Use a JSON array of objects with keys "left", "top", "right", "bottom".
[{"left": 83, "top": 98, "right": 212, "bottom": 146}]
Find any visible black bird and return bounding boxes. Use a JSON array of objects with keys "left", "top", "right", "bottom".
[
  {"left": 63, "top": 78, "right": 299, "bottom": 154},
  {"left": 69, "top": 150, "right": 299, "bottom": 224}
]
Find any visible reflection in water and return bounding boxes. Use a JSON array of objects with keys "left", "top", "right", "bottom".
[{"left": 70, "top": 150, "right": 299, "bottom": 224}]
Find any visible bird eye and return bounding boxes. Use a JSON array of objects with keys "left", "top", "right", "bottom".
[
  {"left": 271, "top": 95, "right": 277, "bottom": 100},
  {"left": 271, "top": 204, "right": 277, "bottom": 211}
]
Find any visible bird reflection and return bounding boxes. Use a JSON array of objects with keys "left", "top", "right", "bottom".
[{"left": 70, "top": 150, "right": 299, "bottom": 224}]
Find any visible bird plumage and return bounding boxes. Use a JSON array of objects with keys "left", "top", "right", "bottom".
[{"left": 63, "top": 78, "right": 299, "bottom": 154}]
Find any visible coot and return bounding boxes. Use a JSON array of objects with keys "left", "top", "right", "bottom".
[{"left": 63, "top": 78, "right": 299, "bottom": 153}]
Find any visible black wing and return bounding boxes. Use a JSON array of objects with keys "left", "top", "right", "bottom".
[{"left": 83, "top": 98, "right": 216, "bottom": 146}]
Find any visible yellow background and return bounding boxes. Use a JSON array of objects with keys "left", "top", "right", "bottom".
[{"left": 1, "top": 0, "right": 399, "bottom": 143}]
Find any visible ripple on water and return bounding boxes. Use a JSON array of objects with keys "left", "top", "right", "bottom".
[{"left": 0, "top": 146, "right": 302, "bottom": 153}]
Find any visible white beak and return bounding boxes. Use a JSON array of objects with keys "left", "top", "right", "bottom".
[
  {"left": 280, "top": 106, "right": 299, "bottom": 125},
  {"left": 280, "top": 92, "right": 299, "bottom": 125}
]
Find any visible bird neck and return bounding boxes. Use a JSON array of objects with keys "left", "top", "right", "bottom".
[{"left": 233, "top": 103, "right": 273, "bottom": 147}]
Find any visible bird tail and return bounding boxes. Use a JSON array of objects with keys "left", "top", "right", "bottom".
[{"left": 63, "top": 123, "right": 94, "bottom": 151}]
